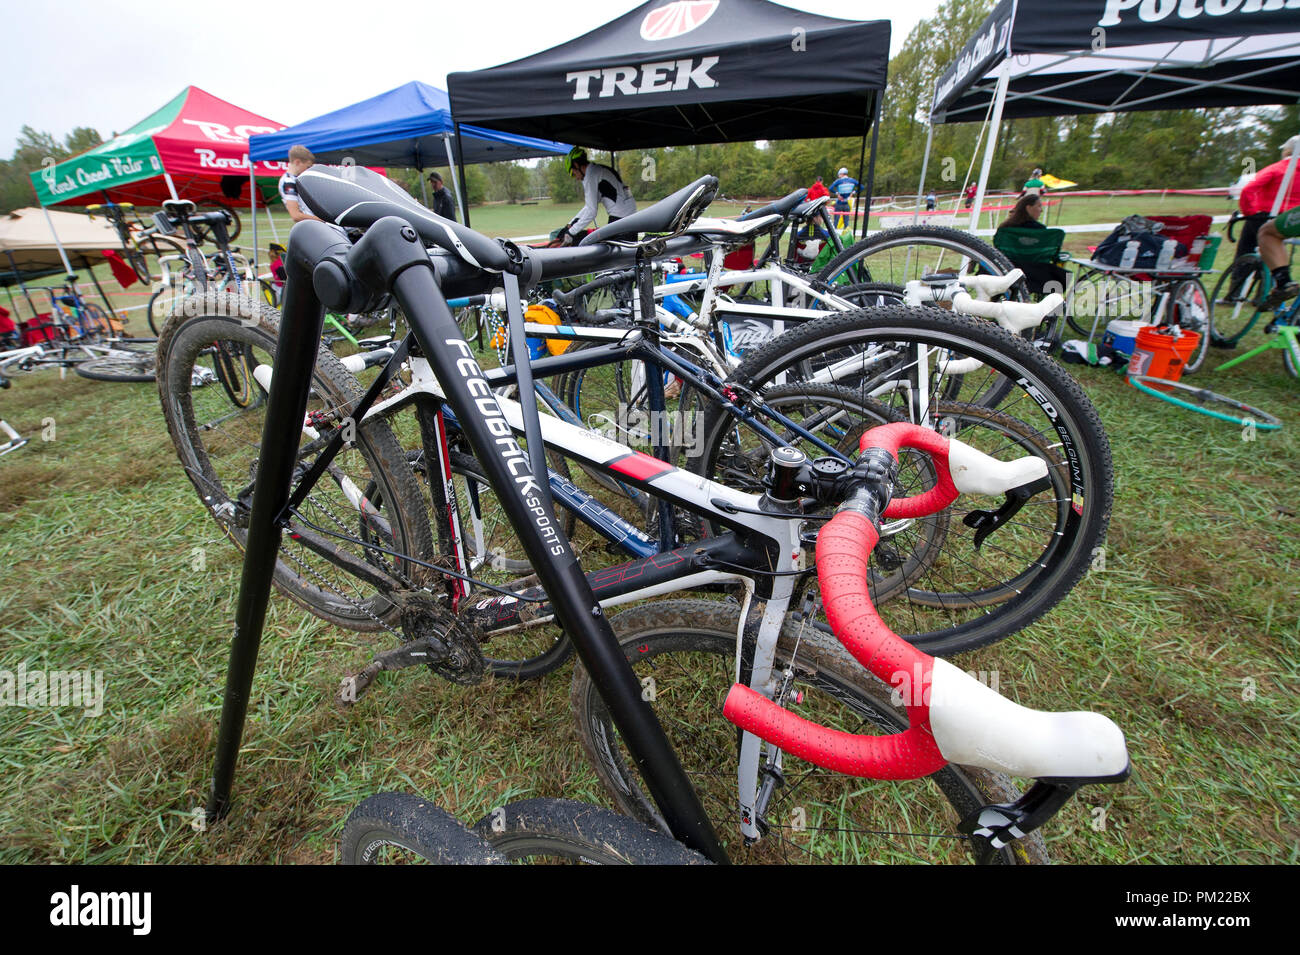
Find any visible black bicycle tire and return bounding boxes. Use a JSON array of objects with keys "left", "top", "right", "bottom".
[
  {"left": 340, "top": 792, "right": 507, "bottom": 864},
  {"left": 157, "top": 292, "right": 434, "bottom": 630},
  {"left": 699, "top": 306, "right": 1112, "bottom": 655},
  {"left": 1210, "top": 256, "right": 1267, "bottom": 347},
  {"left": 471, "top": 797, "right": 711, "bottom": 865},
  {"left": 569, "top": 599, "right": 1049, "bottom": 865}
]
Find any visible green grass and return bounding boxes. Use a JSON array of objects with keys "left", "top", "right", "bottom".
[{"left": 1, "top": 196, "right": 1297, "bottom": 865}]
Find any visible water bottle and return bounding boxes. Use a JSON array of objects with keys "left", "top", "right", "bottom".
[
  {"left": 1155, "top": 239, "right": 1177, "bottom": 271},
  {"left": 1119, "top": 240, "right": 1140, "bottom": 269}
]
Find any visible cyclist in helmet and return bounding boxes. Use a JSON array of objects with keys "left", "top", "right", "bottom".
[
  {"left": 557, "top": 147, "right": 636, "bottom": 246},
  {"left": 829, "top": 166, "right": 859, "bottom": 230}
]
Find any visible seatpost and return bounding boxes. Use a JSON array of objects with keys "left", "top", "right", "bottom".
[
  {"left": 206, "top": 220, "right": 352, "bottom": 822},
  {"left": 634, "top": 246, "right": 677, "bottom": 553}
]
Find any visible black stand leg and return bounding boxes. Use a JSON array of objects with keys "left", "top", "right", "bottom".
[{"left": 205, "top": 260, "right": 327, "bottom": 822}]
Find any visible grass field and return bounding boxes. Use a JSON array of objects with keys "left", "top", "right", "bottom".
[{"left": 0, "top": 194, "right": 1296, "bottom": 864}]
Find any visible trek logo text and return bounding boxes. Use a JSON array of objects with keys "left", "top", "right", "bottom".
[{"left": 567, "top": 57, "right": 719, "bottom": 100}]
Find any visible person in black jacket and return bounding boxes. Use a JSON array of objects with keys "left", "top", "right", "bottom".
[{"left": 427, "top": 171, "right": 457, "bottom": 221}]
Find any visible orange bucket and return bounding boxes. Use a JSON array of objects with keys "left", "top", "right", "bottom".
[{"left": 1127, "top": 325, "right": 1200, "bottom": 384}]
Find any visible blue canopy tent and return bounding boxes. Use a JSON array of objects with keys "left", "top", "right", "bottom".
[{"left": 247, "top": 80, "right": 569, "bottom": 222}]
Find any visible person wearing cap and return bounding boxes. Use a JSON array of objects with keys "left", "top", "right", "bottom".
[
  {"left": 279, "top": 145, "right": 322, "bottom": 223},
  {"left": 427, "top": 171, "right": 456, "bottom": 221},
  {"left": 829, "top": 166, "right": 859, "bottom": 230},
  {"left": 557, "top": 147, "right": 636, "bottom": 246}
]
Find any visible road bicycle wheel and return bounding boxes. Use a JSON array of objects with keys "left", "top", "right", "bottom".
[
  {"left": 73, "top": 348, "right": 155, "bottom": 383},
  {"left": 471, "top": 798, "right": 710, "bottom": 864},
  {"left": 697, "top": 307, "right": 1112, "bottom": 656},
  {"left": 817, "top": 225, "right": 1026, "bottom": 295},
  {"left": 1168, "top": 277, "right": 1211, "bottom": 374},
  {"left": 157, "top": 291, "right": 433, "bottom": 630},
  {"left": 570, "top": 600, "right": 1049, "bottom": 865},
  {"left": 340, "top": 793, "right": 506, "bottom": 864},
  {"left": 824, "top": 281, "right": 906, "bottom": 308},
  {"left": 1210, "top": 256, "right": 1268, "bottom": 347}
]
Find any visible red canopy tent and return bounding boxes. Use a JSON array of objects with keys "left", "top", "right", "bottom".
[{"left": 31, "top": 86, "right": 287, "bottom": 208}]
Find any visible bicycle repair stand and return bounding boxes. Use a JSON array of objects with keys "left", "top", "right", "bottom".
[
  {"left": 201, "top": 217, "right": 727, "bottom": 863},
  {"left": 1213, "top": 321, "right": 1299, "bottom": 373}
]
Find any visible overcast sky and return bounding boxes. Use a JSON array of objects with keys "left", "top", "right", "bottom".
[{"left": 2, "top": 0, "right": 940, "bottom": 153}]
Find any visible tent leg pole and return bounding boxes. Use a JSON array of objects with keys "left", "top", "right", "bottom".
[
  {"left": 266, "top": 204, "right": 280, "bottom": 243},
  {"left": 163, "top": 173, "right": 180, "bottom": 201},
  {"left": 5, "top": 251, "right": 38, "bottom": 319},
  {"left": 914, "top": 124, "right": 934, "bottom": 226},
  {"left": 856, "top": 95, "right": 881, "bottom": 241},
  {"left": 81, "top": 253, "right": 116, "bottom": 315},
  {"left": 451, "top": 126, "right": 471, "bottom": 227},
  {"left": 39, "top": 207, "right": 75, "bottom": 276},
  {"left": 250, "top": 164, "right": 259, "bottom": 278},
  {"left": 419, "top": 167, "right": 430, "bottom": 207},
  {"left": 968, "top": 61, "right": 1010, "bottom": 236}
]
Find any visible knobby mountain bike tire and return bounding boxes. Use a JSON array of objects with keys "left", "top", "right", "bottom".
[
  {"left": 157, "top": 291, "right": 434, "bottom": 631},
  {"left": 694, "top": 306, "right": 1113, "bottom": 656},
  {"left": 471, "top": 798, "right": 711, "bottom": 865},
  {"left": 570, "top": 600, "right": 1049, "bottom": 865},
  {"left": 340, "top": 793, "right": 507, "bottom": 864}
]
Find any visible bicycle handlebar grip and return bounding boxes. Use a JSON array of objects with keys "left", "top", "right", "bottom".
[
  {"left": 722, "top": 508, "right": 946, "bottom": 780},
  {"left": 860, "top": 422, "right": 958, "bottom": 519}
]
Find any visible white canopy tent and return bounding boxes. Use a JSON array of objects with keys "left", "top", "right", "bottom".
[{"left": 919, "top": 0, "right": 1300, "bottom": 233}]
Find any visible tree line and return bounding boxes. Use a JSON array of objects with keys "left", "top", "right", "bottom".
[{"left": 2, "top": 0, "right": 1294, "bottom": 215}]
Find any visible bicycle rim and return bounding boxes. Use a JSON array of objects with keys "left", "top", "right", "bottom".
[{"left": 704, "top": 307, "right": 1112, "bottom": 655}]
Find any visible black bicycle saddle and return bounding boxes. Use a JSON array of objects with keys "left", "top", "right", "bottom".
[
  {"left": 738, "top": 188, "right": 809, "bottom": 222},
  {"left": 580, "top": 176, "right": 718, "bottom": 246},
  {"left": 296, "top": 164, "right": 513, "bottom": 272}
]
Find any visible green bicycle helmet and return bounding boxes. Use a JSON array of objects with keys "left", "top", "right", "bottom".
[{"left": 564, "top": 146, "right": 588, "bottom": 174}]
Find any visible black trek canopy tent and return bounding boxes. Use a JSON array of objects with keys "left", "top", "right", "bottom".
[
  {"left": 919, "top": 0, "right": 1300, "bottom": 231},
  {"left": 446, "top": 0, "right": 890, "bottom": 230}
]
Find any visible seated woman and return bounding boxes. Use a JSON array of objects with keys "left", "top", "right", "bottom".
[{"left": 995, "top": 193, "right": 1069, "bottom": 296}]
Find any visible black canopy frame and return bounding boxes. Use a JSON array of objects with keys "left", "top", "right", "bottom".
[
  {"left": 921, "top": 0, "right": 1300, "bottom": 232},
  {"left": 447, "top": 0, "right": 890, "bottom": 235}
]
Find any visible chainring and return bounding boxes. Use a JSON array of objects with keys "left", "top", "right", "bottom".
[{"left": 399, "top": 595, "right": 487, "bottom": 686}]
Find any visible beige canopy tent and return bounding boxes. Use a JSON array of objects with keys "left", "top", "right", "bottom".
[{"left": 0, "top": 207, "right": 124, "bottom": 319}]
